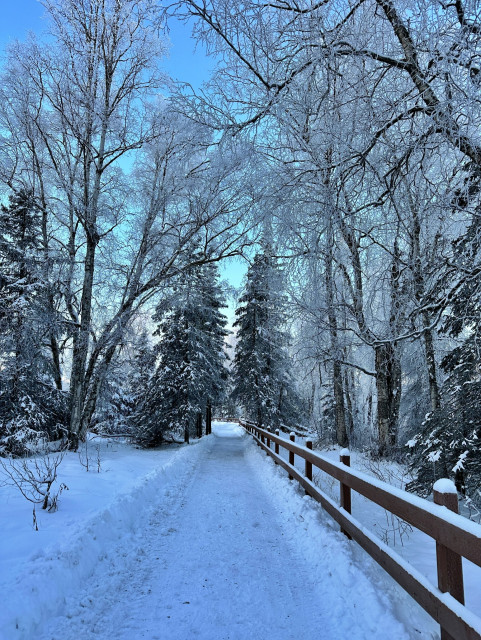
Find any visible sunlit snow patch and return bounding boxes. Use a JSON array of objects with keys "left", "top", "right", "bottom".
[{"left": 212, "top": 421, "right": 244, "bottom": 438}]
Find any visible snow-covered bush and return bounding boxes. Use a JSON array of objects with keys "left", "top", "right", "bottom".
[{"left": 0, "top": 448, "right": 67, "bottom": 512}]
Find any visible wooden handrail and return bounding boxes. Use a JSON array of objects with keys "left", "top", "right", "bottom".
[
  {"left": 241, "top": 420, "right": 481, "bottom": 640},
  {"left": 243, "top": 422, "right": 481, "bottom": 567}
]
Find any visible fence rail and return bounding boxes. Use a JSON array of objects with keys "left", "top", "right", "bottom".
[{"left": 240, "top": 420, "right": 481, "bottom": 640}]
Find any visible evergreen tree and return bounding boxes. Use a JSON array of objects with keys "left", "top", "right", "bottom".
[
  {"left": 217, "top": 370, "right": 238, "bottom": 420},
  {"left": 93, "top": 331, "right": 155, "bottom": 436},
  {"left": 406, "top": 340, "right": 481, "bottom": 505},
  {"left": 0, "top": 190, "right": 67, "bottom": 455},
  {"left": 92, "top": 363, "right": 135, "bottom": 436},
  {"left": 407, "top": 169, "right": 481, "bottom": 505},
  {"left": 129, "top": 330, "right": 157, "bottom": 413},
  {"left": 232, "top": 248, "right": 301, "bottom": 427},
  {"left": 134, "top": 262, "right": 229, "bottom": 447}
]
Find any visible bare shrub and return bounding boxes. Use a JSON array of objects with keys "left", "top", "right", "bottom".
[
  {"left": 78, "top": 438, "right": 102, "bottom": 473},
  {"left": 361, "top": 456, "right": 413, "bottom": 546},
  {"left": 0, "top": 449, "right": 68, "bottom": 512}
]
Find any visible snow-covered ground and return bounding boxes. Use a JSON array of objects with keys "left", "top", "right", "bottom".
[
  {"left": 0, "top": 436, "right": 189, "bottom": 638},
  {"left": 268, "top": 429, "right": 481, "bottom": 638},
  {"left": 0, "top": 422, "right": 473, "bottom": 639}
]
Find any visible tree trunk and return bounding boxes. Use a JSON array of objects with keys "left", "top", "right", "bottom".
[
  {"left": 50, "top": 331, "right": 63, "bottom": 391},
  {"left": 308, "top": 381, "right": 316, "bottom": 424},
  {"left": 344, "top": 369, "right": 355, "bottom": 443},
  {"left": 333, "top": 360, "right": 348, "bottom": 447},
  {"left": 375, "top": 343, "right": 401, "bottom": 455},
  {"left": 196, "top": 412, "right": 203, "bottom": 438},
  {"left": 408, "top": 191, "right": 441, "bottom": 413},
  {"left": 423, "top": 318, "right": 441, "bottom": 412},
  {"left": 68, "top": 235, "right": 97, "bottom": 449},
  {"left": 325, "top": 214, "right": 348, "bottom": 447},
  {"left": 38, "top": 172, "right": 63, "bottom": 392}
]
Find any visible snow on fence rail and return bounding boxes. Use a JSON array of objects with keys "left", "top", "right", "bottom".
[{"left": 240, "top": 419, "right": 481, "bottom": 640}]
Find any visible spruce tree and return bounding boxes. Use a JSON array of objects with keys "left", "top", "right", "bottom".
[
  {"left": 232, "top": 248, "right": 301, "bottom": 427},
  {"left": 93, "top": 331, "right": 156, "bottom": 436},
  {"left": 92, "top": 362, "right": 134, "bottom": 436},
  {"left": 0, "top": 190, "right": 66, "bottom": 454},
  {"left": 406, "top": 341, "right": 481, "bottom": 505},
  {"left": 407, "top": 171, "right": 481, "bottom": 505},
  {"left": 129, "top": 331, "right": 157, "bottom": 412},
  {"left": 134, "top": 261, "right": 229, "bottom": 447}
]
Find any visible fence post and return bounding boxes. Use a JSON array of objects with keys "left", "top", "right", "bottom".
[
  {"left": 289, "top": 433, "right": 295, "bottom": 479},
  {"left": 340, "top": 448, "right": 351, "bottom": 539},
  {"left": 433, "top": 479, "right": 465, "bottom": 640},
  {"left": 266, "top": 427, "right": 271, "bottom": 454},
  {"left": 274, "top": 429, "right": 279, "bottom": 464},
  {"left": 305, "top": 440, "right": 313, "bottom": 494}
]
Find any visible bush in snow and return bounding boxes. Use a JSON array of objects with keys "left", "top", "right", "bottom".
[{"left": 0, "top": 448, "right": 67, "bottom": 513}]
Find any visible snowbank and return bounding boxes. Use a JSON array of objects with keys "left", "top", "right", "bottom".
[
  {"left": 250, "top": 430, "right": 481, "bottom": 637},
  {"left": 245, "top": 440, "right": 411, "bottom": 638},
  {"left": 0, "top": 437, "right": 208, "bottom": 639}
]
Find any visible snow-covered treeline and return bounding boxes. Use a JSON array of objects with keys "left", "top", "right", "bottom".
[
  {"left": 164, "top": 0, "right": 481, "bottom": 505},
  {"left": 0, "top": 0, "right": 258, "bottom": 454},
  {"left": 1, "top": 0, "right": 481, "bottom": 508}
]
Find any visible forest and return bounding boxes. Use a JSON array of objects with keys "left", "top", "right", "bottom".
[{"left": 1, "top": 0, "right": 481, "bottom": 511}]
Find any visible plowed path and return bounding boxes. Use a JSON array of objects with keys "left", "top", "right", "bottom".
[{"left": 37, "top": 423, "right": 409, "bottom": 640}]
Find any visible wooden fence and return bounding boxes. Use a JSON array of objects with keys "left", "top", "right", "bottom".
[{"left": 240, "top": 420, "right": 481, "bottom": 640}]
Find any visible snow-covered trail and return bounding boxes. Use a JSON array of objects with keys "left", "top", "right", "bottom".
[{"left": 36, "top": 423, "right": 409, "bottom": 640}]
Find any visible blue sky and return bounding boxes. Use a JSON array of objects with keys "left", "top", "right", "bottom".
[
  {"left": 0, "top": 0, "right": 247, "bottom": 298},
  {"left": 0, "top": 1, "right": 45, "bottom": 49},
  {"left": 0, "top": 0, "right": 213, "bottom": 88}
]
